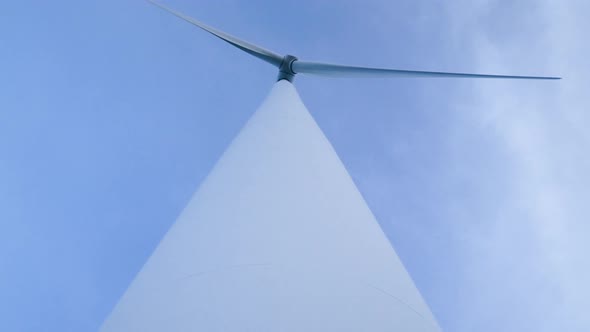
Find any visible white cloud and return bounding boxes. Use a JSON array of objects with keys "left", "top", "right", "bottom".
[{"left": 444, "top": 1, "right": 590, "bottom": 331}]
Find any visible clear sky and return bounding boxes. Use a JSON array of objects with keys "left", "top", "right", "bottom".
[{"left": 0, "top": 0, "right": 588, "bottom": 331}]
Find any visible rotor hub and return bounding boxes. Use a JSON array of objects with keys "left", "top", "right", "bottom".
[{"left": 277, "top": 55, "right": 298, "bottom": 82}]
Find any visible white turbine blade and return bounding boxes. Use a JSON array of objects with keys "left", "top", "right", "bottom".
[
  {"left": 147, "top": 0, "right": 283, "bottom": 67},
  {"left": 292, "top": 61, "right": 561, "bottom": 80}
]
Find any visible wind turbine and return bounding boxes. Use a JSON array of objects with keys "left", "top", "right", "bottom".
[{"left": 100, "top": 2, "right": 560, "bottom": 331}]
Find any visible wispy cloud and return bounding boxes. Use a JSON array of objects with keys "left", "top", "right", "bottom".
[{"left": 443, "top": 1, "right": 590, "bottom": 330}]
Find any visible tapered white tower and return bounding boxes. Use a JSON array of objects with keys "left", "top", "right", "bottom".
[{"left": 101, "top": 81, "right": 441, "bottom": 331}]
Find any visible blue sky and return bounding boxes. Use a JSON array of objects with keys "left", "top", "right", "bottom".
[{"left": 0, "top": 0, "right": 587, "bottom": 331}]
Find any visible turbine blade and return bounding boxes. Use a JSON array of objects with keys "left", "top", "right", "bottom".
[
  {"left": 292, "top": 61, "right": 561, "bottom": 80},
  {"left": 147, "top": 0, "right": 283, "bottom": 67}
]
